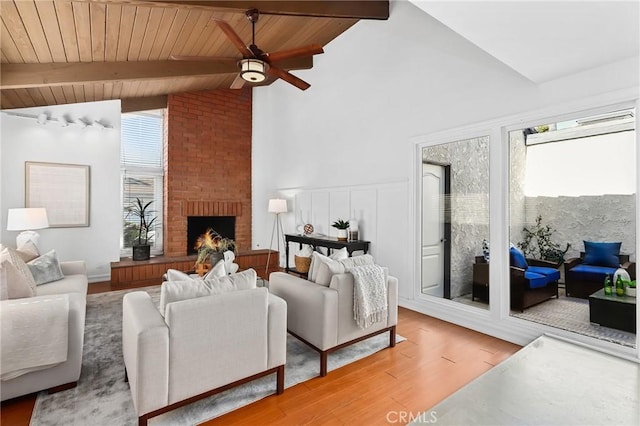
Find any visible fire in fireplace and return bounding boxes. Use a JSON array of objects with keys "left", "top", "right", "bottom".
[{"left": 187, "top": 216, "right": 236, "bottom": 254}]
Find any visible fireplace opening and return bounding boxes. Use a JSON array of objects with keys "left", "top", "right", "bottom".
[{"left": 187, "top": 216, "right": 236, "bottom": 254}]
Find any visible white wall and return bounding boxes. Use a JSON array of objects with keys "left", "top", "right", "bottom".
[
  {"left": 1, "top": 101, "right": 121, "bottom": 282},
  {"left": 252, "top": 0, "right": 640, "bottom": 352},
  {"left": 252, "top": 0, "right": 639, "bottom": 282}
]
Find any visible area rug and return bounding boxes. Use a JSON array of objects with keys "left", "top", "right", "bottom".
[
  {"left": 30, "top": 286, "right": 403, "bottom": 426},
  {"left": 454, "top": 289, "right": 635, "bottom": 348},
  {"left": 511, "top": 293, "right": 636, "bottom": 348}
]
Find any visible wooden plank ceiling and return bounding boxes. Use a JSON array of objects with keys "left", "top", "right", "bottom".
[{"left": 0, "top": 1, "right": 388, "bottom": 110}]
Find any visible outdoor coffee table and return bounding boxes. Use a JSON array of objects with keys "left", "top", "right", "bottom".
[{"left": 588, "top": 289, "right": 636, "bottom": 333}]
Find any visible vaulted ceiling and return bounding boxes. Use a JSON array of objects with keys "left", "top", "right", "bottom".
[
  {"left": 412, "top": 1, "right": 640, "bottom": 84},
  {"left": 0, "top": 1, "right": 388, "bottom": 111}
]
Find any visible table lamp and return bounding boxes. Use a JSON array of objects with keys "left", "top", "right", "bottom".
[{"left": 7, "top": 207, "right": 49, "bottom": 249}]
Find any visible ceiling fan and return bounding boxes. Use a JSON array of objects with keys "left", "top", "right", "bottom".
[{"left": 171, "top": 9, "right": 324, "bottom": 91}]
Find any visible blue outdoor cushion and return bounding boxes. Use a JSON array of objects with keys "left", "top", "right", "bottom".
[
  {"left": 524, "top": 271, "right": 547, "bottom": 289},
  {"left": 583, "top": 241, "right": 621, "bottom": 268},
  {"left": 510, "top": 246, "right": 528, "bottom": 269},
  {"left": 569, "top": 264, "right": 618, "bottom": 282},
  {"left": 527, "top": 266, "right": 560, "bottom": 282}
]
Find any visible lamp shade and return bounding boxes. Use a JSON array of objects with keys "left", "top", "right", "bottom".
[
  {"left": 7, "top": 208, "right": 49, "bottom": 231},
  {"left": 268, "top": 199, "right": 288, "bottom": 214}
]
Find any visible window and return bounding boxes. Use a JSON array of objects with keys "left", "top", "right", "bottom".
[{"left": 121, "top": 110, "right": 164, "bottom": 255}]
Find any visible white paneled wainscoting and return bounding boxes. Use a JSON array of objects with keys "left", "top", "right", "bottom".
[{"left": 267, "top": 180, "right": 412, "bottom": 301}]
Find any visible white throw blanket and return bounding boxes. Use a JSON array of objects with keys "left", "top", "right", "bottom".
[
  {"left": 348, "top": 264, "right": 388, "bottom": 329},
  {"left": 1, "top": 295, "right": 69, "bottom": 380}
]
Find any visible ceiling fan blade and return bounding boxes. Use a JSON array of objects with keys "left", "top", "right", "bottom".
[
  {"left": 214, "top": 20, "right": 253, "bottom": 58},
  {"left": 170, "top": 55, "right": 238, "bottom": 62},
  {"left": 266, "top": 44, "right": 324, "bottom": 63},
  {"left": 230, "top": 74, "right": 246, "bottom": 89},
  {"left": 267, "top": 65, "right": 310, "bottom": 91}
]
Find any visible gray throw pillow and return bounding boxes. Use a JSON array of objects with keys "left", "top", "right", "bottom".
[{"left": 27, "top": 250, "right": 64, "bottom": 285}]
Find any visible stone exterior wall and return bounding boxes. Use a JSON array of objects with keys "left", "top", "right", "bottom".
[
  {"left": 524, "top": 195, "right": 636, "bottom": 261},
  {"left": 509, "top": 130, "right": 527, "bottom": 243}
]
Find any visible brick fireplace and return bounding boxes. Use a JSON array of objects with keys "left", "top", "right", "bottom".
[{"left": 164, "top": 88, "right": 252, "bottom": 257}]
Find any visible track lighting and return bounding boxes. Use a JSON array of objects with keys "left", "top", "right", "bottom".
[{"left": 2, "top": 111, "right": 114, "bottom": 130}]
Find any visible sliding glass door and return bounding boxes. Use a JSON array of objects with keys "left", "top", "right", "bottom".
[
  {"left": 508, "top": 107, "right": 636, "bottom": 347},
  {"left": 421, "top": 136, "right": 490, "bottom": 309}
]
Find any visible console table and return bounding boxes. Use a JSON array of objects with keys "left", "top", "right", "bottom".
[{"left": 284, "top": 234, "right": 370, "bottom": 274}]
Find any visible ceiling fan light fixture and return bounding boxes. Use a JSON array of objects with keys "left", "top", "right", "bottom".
[{"left": 239, "top": 58, "right": 268, "bottom": 83}]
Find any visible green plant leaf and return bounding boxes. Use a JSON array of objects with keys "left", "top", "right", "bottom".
[{"left": 331, "top": 219, "right": 350, "bottom": 229}]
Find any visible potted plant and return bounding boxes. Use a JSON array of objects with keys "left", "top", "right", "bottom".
[
  {"left": 332, "top": 219, "right": 350, "bottom": 241},
  {"left": 626, "top": 280, "right": 636, "bottom": 297},
  {"left": 194, "top": 228, "right": 236, "bottom": 274},
  {"left": 518, "top": 215, "right": 570, "bottom": 267},
  {"left": 126, "top": 198, "right": 157, "bottom": 261}
]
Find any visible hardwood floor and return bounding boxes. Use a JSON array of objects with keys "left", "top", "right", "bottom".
[
  {"left": 1, "top": 284, "right": 521, "bottom": 426},
  {"left": 201, "top": 308, "right": 520, "bottom": 425}
]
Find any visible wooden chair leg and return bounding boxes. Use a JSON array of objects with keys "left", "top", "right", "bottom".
[
  {"left": 276, "top": 365, "right": 285, "bottom": 394},
  {"left": 320, "top": 351, "right": 328, "bottom": 377},
  {"left": 389, "top": 325, "right": 396, "bottom": 348}
]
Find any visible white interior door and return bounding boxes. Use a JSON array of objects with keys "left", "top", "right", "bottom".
[{"left": 422, "top": 163, "right": 445, "bottom": 297}]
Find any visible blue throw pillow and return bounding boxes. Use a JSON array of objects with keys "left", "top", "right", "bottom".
[
  {"left": 510, "top": 246, "right": 528, "bottom": 269},
  {"left": 583, "top": 241, "right": 621, "bottom": 268}
]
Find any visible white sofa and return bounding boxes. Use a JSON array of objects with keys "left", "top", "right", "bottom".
[
  {"left": 269, "top": 271, "right": 398, "bottom": 377},
  {"left": 122, "top": 273, "right": 287, "bottom": 426},
  {"left": 1, "top": 261, "right": 88, "bottom": 401}
]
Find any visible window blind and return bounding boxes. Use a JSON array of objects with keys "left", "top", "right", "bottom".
[{"left": 121, "top": 111, "right": 163, "bottom": 169}]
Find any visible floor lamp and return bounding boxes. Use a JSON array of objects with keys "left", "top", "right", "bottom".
[{"left": 266, "top": 198, "right": 287, "bottom": 278}]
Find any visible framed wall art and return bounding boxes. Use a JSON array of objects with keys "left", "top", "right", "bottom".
[{"left": 26, "top": 161, "right": 90, "bottom": 227}]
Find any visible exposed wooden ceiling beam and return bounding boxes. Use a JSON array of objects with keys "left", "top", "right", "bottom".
[
  {"left": 0, "top": 57, "right": 313, "bottom": 90},
  {"left": 121, "top": 95, "right": 168, "bottom": 113},
  {"left": 85, "top": 0, "right": 389, "bottom": 20}
]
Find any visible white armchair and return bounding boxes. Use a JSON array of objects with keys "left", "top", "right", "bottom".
[
  {"left": 269, "top": 271, "right": 398, "bottom": 377},
  {"left": 122, "top": 277, "right": 287, "bottom": 425}
]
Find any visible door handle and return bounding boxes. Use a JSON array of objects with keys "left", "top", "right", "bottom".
[{"left": 440, "top": 238, "right": 446, "bottom": 243}]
